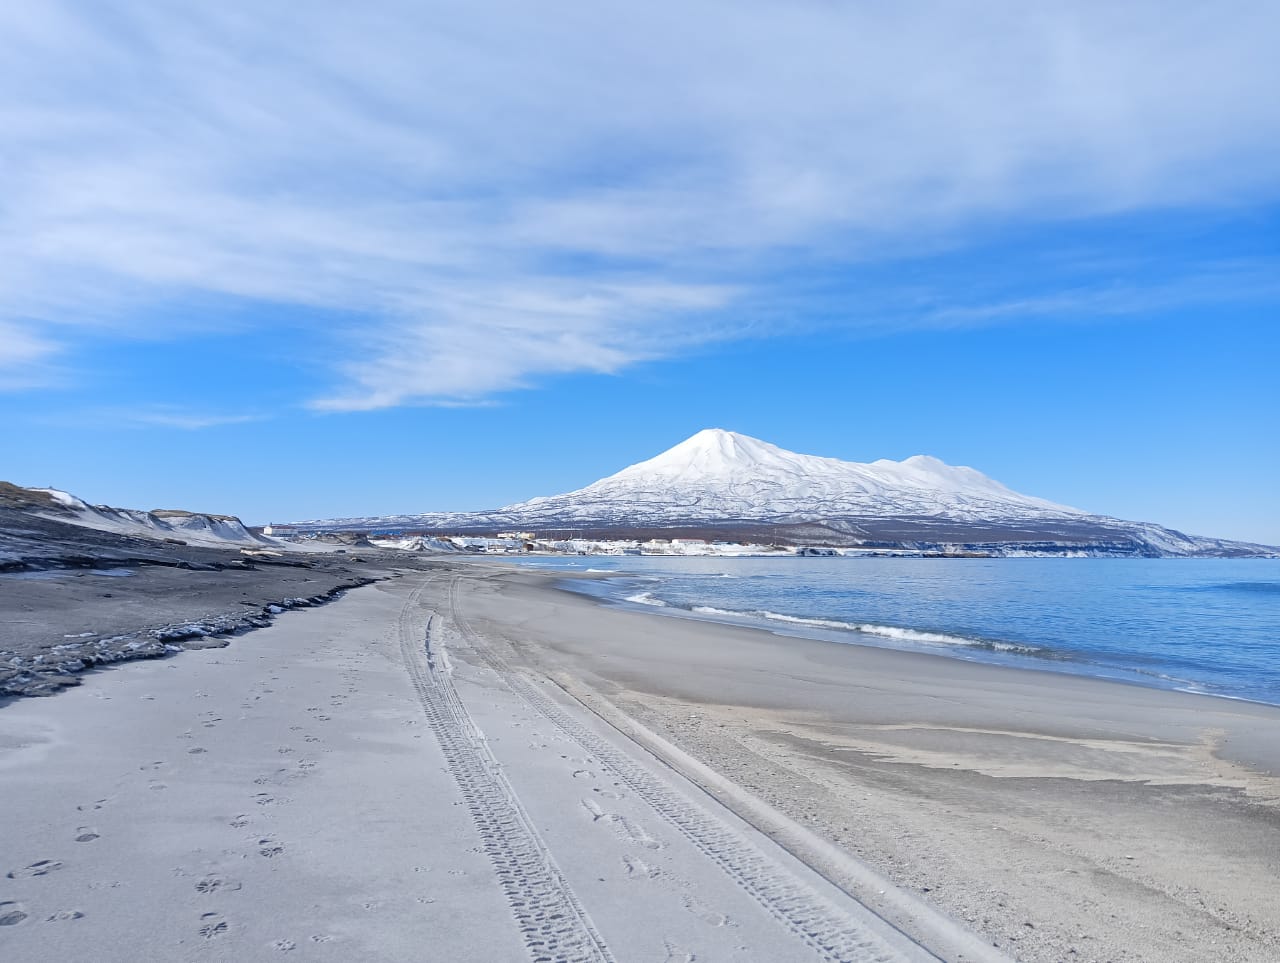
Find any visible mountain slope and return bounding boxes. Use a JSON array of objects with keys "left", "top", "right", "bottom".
[
  {"left": 290, "top": 430, "right": 1276, "bottom": 557},
  {"left": 506, "top": 428, "right": 1082, "bottom": 525}
]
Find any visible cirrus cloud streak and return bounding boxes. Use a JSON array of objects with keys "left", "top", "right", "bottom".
[{"left": 2, "top": 1, "right": 1278, "bottom": 407}]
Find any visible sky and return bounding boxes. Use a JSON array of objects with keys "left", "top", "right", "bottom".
[{"left": 3, "top": 1, "right": 1278, "bottom": 543}]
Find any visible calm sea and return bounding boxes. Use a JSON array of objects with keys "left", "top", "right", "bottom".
[{"left": 503, "top": 556, "right": 1280, "bottom": 706}]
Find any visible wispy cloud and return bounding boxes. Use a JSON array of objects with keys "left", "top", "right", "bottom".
[
  {"left": 0, "top": 321, "right": 58, "bottom": 365},
  {"left": 312, "top": 280, "right": 733, "bottom": 410},
  {"left": 2, "top": 2, "right": 1278, "bottom": 407},
  {"left": 0, "top": 321, "right": 62, "bottom": 389},
  {"left": 920, "top": 257, "right": 1280, "bottom": 329},
  {"left": 39, "top": 405, "right": 266, "bottom": 431},
  {"left": 123, "top": 409, "right": 265, "bottom": 430}
]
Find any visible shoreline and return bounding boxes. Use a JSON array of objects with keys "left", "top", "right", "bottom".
[
  {"left": 516, "top": 558, "right": 1280, "bottom": 709},
  {"left": 492, "top": 559, "right": 1280, "bottom": 773},
  {"left": 0, "top": 568, "right": 958, "bottom": 962},
  {"left": 5, "top": 560, "right": 1280, "bottom": 961},
  {"left": 444, "top": 562, "right": 1280, "bottom": 961}
]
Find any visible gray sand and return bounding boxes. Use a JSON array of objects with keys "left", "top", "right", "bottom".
[
  {"left": 437, "top": 563, "right": 1280, "bottom": 963},
  {"left": 0, "top": 569, "right": 966, "bottom": 963},
  {"left": 4, "top": 560, "right": 1278, "bottom": 961},
  {"left": 0, "top": 549, "right": 448, "bottom": 697}
]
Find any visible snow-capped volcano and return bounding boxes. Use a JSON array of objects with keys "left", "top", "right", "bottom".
[
  {"left": 506, "top": 428, "right": 1081, "bottom": 524},
  {"left": 288, "top": 429, "right": 1274, "bottom": 557}
]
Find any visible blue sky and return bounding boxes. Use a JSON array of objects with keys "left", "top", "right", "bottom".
[{"left": 3, "top": 2, "right": 1278, "bottom": 543}]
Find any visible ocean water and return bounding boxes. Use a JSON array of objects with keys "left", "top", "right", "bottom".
[{"left": 503, "top": 556, "right": 1280, "bottom": 706}]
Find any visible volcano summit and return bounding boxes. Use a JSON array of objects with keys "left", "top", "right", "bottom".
[{"left": 292, "top": 429, "right": 1275, "bottom": 557}]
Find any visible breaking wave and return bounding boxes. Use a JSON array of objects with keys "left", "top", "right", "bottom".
[
  {"left": 526, "top": 555, "right": 1280, "bottom": 706},
  {"left": 690, "top": 605, "right": 1051, "bottom": 657}
]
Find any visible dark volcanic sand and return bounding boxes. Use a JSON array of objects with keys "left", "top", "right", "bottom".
[{"left": 0, "top": 507, "right": 452, "bottom": 696}]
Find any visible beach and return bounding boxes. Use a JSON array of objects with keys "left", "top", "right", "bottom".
[
  {"left": 3, "top": 562, "right": 1279, "bottom": 961},
  {"left": 457, "top": 564, "right": 1280, "bottom": 962},
  {"left": 0, "top": 541, "right": 399, "bottom": 698}
]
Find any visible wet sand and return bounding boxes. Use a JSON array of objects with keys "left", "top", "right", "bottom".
[{"left": 440, "top": 563, "right": 1280, "bottom": 962}]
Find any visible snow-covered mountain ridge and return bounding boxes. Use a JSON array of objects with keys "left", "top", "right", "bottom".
[
  {"left": 292, "top": 429, "right": 1276, "bottom": 557},
  {"left": 507, "top": 428, "right": 1083, "bottom": 524}
]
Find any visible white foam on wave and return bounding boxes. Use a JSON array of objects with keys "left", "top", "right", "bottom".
[
  {"left": 850, "top": 622, "right": 985, "bottom": 647},
  {"left": 689, "top": 605, "right": 1018, "bottom": 651},
  {"left": 760, "top": 611, "right": 874, "bottom": 633},
  {"left": 615, "top": 589, "right": 1054, "bottom": 660},
  {"left": 625, "top": 591, "right": 668, "bottom": 607},
  {"left": 692, "top": 606, "right": 870, "bottom": 633}
]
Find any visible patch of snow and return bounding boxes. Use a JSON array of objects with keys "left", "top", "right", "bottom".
[
  {"left": 26, "top": 490, "right": 282, "bottom": 549},
  {"left": 30, "top": 487, "right": 89, "bottom": 510}
]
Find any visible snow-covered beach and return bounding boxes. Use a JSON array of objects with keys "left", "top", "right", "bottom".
[{"left": 3, "top": 562, "right": 1280, "bottom": 962}]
